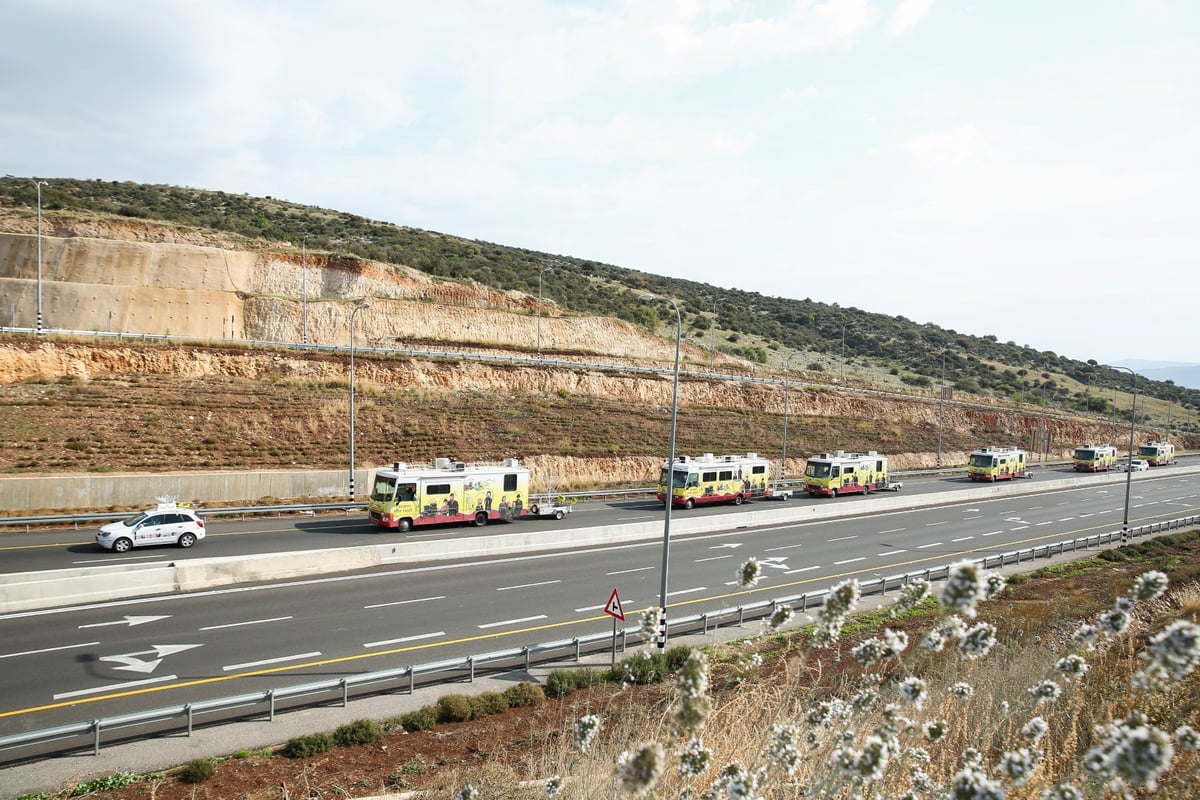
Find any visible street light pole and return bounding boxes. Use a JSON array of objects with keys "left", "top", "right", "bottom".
[
  {"left": 937, "top": 351, "right": 947, "bottom": 469},
  {"left": 1105, "top": 365, "right": 1137, "bottom": 535},
  {"left": 34, "top": 180, "right": 48, "bottom": 334},
  {"left": 301, "top": 237, "right": 308, "bottom": 345},
  {"left": 710, "top": 295, "right": 717, "bottom": 372},
  {"left": 781, "top": 353, "right": 798, "bottom": 480},
  {"left": 839, "top": 323, "right": 849, "bottom": 384},
  {"left": 640, "top": 292, "right": 681, "bottom": 654},
  {"left": 536, "top": 265, "right": 548, "bottom": 359},
  {"left": 348, "top": 301, "right": 371, "bottom": 502}
]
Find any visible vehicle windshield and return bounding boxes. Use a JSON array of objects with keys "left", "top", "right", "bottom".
[
  {"left": 1075, "top": 449, "right": 1096, "bottom": 460},
  {"left": 1137, "top": 446, "right": 1159, "bottom": 457},
  {"left": 120, "top": 511, "right": 149, "bottom": 527},
  {"left": 805, "top": 463, "right": 831, "bottom": 479},
  {"left": 672, "top": 471, "right": 688, "bottom": 489},
  {"left": 968, "top": 454, "right": 996, "bottom": 468},
  {"left": 370, "top": 476, "right": 397, "bottom": 502}
]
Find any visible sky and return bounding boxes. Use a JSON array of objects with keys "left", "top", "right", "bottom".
[{"left": 3, "top": 0, "right": 1197, "bottom": 365}]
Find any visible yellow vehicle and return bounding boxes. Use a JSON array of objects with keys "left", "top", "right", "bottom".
[
  {"left": 967, "top": 446, "right": 1029, "bottom": 481},
  {"left": 368, "top": 458, "right": 530, "bottom": 532},
  {"left": 1137, "top": 441, "right": 1176, "bottom": 466},
  {"left": 657, "top": 452, "right": 773, "bottom": 509},
  {"left": 1073, "top": 444, "right": 1117, "bottom": 472},
  {"left": 802, "top": 451, "right": 899, "bottom": 497}
]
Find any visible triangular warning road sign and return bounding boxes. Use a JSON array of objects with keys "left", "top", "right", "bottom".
[{"left": 604, "top": 587, "right": 625, "bottom": 621}]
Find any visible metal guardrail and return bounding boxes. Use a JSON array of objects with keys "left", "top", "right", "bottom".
[{"left": 1, "top": 514, "right": 1195, "bottom": 763}]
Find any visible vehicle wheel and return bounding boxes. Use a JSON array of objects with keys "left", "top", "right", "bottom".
[
  {"left": 178, "top": 532, "right": 197, "bottom": 548},
  {"left": 529, "top": 504, "right": 540, "bottom": 516},
  {"left": 554, "top": 510, "right": 565, "bottom": 519},
  {"left": 685, "top": 498, "right": 695, "bottom": 510},
  {"left": 398, "top": 518, "right": 412, "bottom": 533},
  {"left": 474, "top": 511, "right": 488, "bottom": 527},
  {"left": 864, "top": 484, "right": 871, "bottom": 495},
  {"left": 831, "top": 489, "right": 838, "bottom": 498},
  {"left": 113, "top": 537, "right": 133, "bottom": 553},
  {"left": 734, "top": 494, "right": 744, "bottom": 505}
]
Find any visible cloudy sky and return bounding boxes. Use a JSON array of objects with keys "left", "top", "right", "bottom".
[{"left": 3, "top": 0, "right": 1196, "bottom": 364}]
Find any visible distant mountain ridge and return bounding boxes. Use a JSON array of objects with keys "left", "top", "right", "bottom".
[{"left": 1113, "top": 360, "right": 1200, "bottom": 391}]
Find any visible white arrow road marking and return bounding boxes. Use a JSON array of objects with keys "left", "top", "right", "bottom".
[
  {"left": 711, "top": 543, "right": 743, "bottom": 549},
  {"left": 99, "top": 644, "right": 202, "bottom": 674},
  {"left": 79, "top": 615, "right": 171, "bottom": 629},
  {"left": 760, "top": 557, "right": 790, "bottom": 570}
]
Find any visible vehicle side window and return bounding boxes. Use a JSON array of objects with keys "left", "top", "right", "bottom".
[{"left": 144, "top": 515, "right": 165, "bottom": 527}]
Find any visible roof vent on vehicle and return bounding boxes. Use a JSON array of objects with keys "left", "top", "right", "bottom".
[
  {"left": 392, "top": 461, "right": 407, "bottom": 471},
  {"left": 433, "top": 457, "right": 451, "bottom": 469}
]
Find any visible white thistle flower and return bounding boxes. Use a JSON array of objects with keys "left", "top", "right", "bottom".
[
  {"left": 453, "top": 785, "right": 479, "bottom": 800},
  {"left": 898, "top": 677, "right": 929, "bottom": 710},
  {"left": 616, "top": 742, "right": 666, "bottom": 797},
  {"left": 574, "top": 714, "right": 603, "bottom": 753},
  {"left": 738, "top": 557, "right": 761, "bottom": 588},
  {"left": 544, "top": 776, "right": 564, "bottom": 798},
  {"left": 1022, "top": 716, "right": 1049, "bottom": 745},
  {"left": 1073, "top": 622, "right": 1100, "bottom": 651},
  {"left": 893, "top": 578, "right": 931, "bottom": 616},
  {"left": 950, "top": 682, "right": 975, "bottom": 699},
  {"left": 1131, "top": 570, "right": 1169, "bottom": 602},
  {"left": 947, "top": 762, "right": 1004, "bottom": 799},
  {"left": 998, "top": 747, "right": 1038, "bottom": 786},
  {"left": 1084, "top": 712, "right": 1175, "bottom": 792},
  {"left": 1054, "top": 653, "right": 1090, "bottom": 680},
  {"left": 1028, "top": 679, "right": 1062, "bottom": 705},
  {"left": 766, "top": 603, "right": 794, "bottom": 632},
  {"left": 639, "top": 607, "right": 659, "bottom": 641},
  {"left": 1135, "top": 619, "right": 1200, "bottom": 685},
  {"left": 1175, "top": 725, "right": 1200, "bottom": 750},
  {"left": 677, "top": 738, "right": 713, "bottom": 778},
  {"left": 1040, "top": 783, "right": 1085, "bottom": 800},
  {"left": 765, "top": 723, "right": 802, "bottom": 776},
  {"left": 940, "top": 560, "right": 988, "bottom": 618},
  {"left": 958, "top": 621, "right": 998, "bottom": 660}
]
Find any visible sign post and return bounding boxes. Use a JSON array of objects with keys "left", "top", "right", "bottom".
[{"left": 604, "top": 588, "right": 625, "bottom": 667}]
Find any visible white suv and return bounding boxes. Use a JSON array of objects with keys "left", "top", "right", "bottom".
[
  {"left": 97, "top": 503, "right": 206, "bottom": 552},
  {"left": 1117, "top": 459, "right": 1149, "bottom": 472}
]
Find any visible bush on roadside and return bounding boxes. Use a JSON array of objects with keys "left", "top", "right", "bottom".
[
  {"left": 436, "top": 693, "right": 474, "bottom": 723},
  {"left": 503, "top": 681, "right": 545, "bottom": 707},
  {"left": 545, "top": 667, "right": 607, "bottom": 698},
  {"left": 399, "top": 705, "right": 439, "bottom": 732},
  {"left": 281, "top": 732, "right": 335, "bottom": 758},
  {"left": 177, "top": 758, "right": 215, "bottom": 784},
  {"left": 618, "top": 651, "right": 669, "bottom": 685},
  {"left": 334, "top": 718, "right": 383, "bottom": 747},
  {"left": 469, "top": 690, "right": 511, "bottom": 718}
]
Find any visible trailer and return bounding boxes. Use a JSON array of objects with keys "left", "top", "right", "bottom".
[{"left": 527, "top": 497, "right": 574, "bottom": 519}]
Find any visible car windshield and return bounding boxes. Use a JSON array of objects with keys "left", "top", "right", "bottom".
[{"left": 120, "top": 511, "right": 150, "bottom": 527}]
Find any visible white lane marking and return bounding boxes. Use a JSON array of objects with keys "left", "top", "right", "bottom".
[
  {"left": 1058, "top": 518, "right": 1075, "bottom": 522},
  {"left": 364, "top": 596, "right": 446, "bottom": 609},
  {"left": 963, "top": 515, "right": 983, "bottom": 520},
  {"left": 695, "top": 555, "right": 732, "bottom": 563},
  {"left": 55, "top": 675, "right": 178, "bottom": 700},
  {"left": 925, "top": 521, "right": 948, "bottom": 527},
  {"left": 878, "top": 528, "right": 906, "bottom": 534},
  {"left": 982, "top": 530, "right": 1003, "bottom": 537},
  {"left": 952, "top": 536, "right": 974, "bottom": 542},
  {"left": 834, "top": 557, "right": 865, "bottom": 565},
  {"left": 200, "top": 616, "right": 293, "bottom": 631},
  {"left": 607, "top": 566, "right": 655, "bottom": 575},
  {"left": 364, "top": 631, "right": 445, "bottom": 648},
  {"left": 1028, "top": 506, "right": 1044, "bottom": 510},
  {"left": 876, "top": 550, "right": 906, "bottom": 558},
  {"left": 223, "top": 652, "right": 321, "bottom": 671},
  {"left": 764, "top": 543, "right": 805, "bottom": 552},
  {"left": 828, "top": 535, "right": 858, "bottom": 542},
  {"left": 618, "top": 515, "right": 657, "bottom": 521},
  {"left": 497, "top": 580, "right": 561, "bottom": 592},
  {"left": 0, "top": 641, "right": 100, "bottom": 660},
  {"left": 667, "top": 587, "right": 707, "bottom": 597},
  {"left": 1078, "top": 513, "right": 1092, "bottom": 517},
  {"left": 1057, "top": 502, "right": 1071, "bottom": 506},
  {"left": 1036, "top": 521, "right": 1054, "bottom": 526},
  {"left": 1010, "top": 525, "right": 1029, "bottom": 530},
  {"left": 784, "top": 566, "right": 820, "bottom": 575},
  {"left": 72, "top": 555, "right": 167, "bottom": 565},
  {"left": 79, "top": 615, "right": 170, "bottom": 629},
  {"left": 917, "top": 542, "right": 943, "bottom": 549},
  {"left": 478, "top": 615, "right": 547, "bottom": 629}
]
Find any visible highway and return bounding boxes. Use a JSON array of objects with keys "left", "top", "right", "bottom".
[{"left": 1, "top": 466, "right": 1196, "bottom": 742}]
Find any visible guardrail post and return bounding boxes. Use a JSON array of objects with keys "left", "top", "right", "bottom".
[
  {"left": 523, "top": 646, "right": 531, "bottom": 671},
  {"left": 574, "top": 637, "right": 581, "bottom": 661},
  {"left": 467, "top": 656, "right": 475, "bottom": 682},
  {"left": 186, "top": 704, "right": 193, "bottom": 736},
  {"left": 701, "top": 613, "right": 709, "bottom": 635},
  {"left": 268, "top": 689, "right": 275, "bottom": 722},
  {"left": 408, "top": 667, "right": 415, "bottom": 695},
  {"left": 92, "top": 719, "right": 101, "bottom": 755},
  {"left": 737, "top": 606, "right": 745, "bottom": 626},
  {"left": 341, "top": 678, "right": 349, "bottom": 707}
]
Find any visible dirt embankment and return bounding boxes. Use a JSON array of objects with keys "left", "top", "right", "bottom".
[{"left": 0, "top": 211, "right": 1187, "bottom": 498}]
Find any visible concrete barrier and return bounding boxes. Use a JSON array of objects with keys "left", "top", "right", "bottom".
[{"left": 3, "top": 467, "right": 1194, "bottom": 615}]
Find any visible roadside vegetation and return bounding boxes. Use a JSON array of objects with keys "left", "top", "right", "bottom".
[{"left": 20, "top": 530, "right": 1200, "bottom": 800}]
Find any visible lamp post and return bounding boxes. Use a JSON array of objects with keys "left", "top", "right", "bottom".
[
  {"left": 839, "top": 323, "right": 851, "bottom": 384},
  {"left": 781, "top": 352, "right": 798, "bottom": 481},
  {"left": 348, "top": 301, "right": 370, "bottom": 502},
  {"left": 709, "top": 295, "right": 718, "bottom": 372},
  {"left": 34, "top": 179, "right": 48, "bottom": 334},
  {"left": 1104, "top": 365, "right": 1137, "bottom": 535},
  {"left": 301, "top": 237, "right": 308, "bottom": 345},
  {"left": 937, "top": 351, "right": 947, "bottom": 469},
  {"left": 536, "top": 265, "right": 550, "bottom": 359},
  {"left": 640, "top": 292, "right": 681, "bottom": 654}
]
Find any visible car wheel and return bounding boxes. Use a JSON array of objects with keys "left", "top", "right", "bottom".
[
  {"left": 398, "top": 518, "right": 412, "bottom": 533},
  {"left": 734, "top": 494, "right": 744, "bottom": 505},
  {"left": 113, "top": 537, "right": 133, "bottom": 553},
  {"left": 554, "top": 510, "right": 565, "bottom": 519},
  {"left": 831, "top": 489, "right": 838, "bottom": 498},
  {"left": 529, "top": 504, "right": 540, "bottom": 516},
  {"left": 474, "top": 511, "right": 488, "bottom": 527},
  {"left": 178, "top": 532, "right": 197, "bottom": 548},
  {"left": 685, "top": 498, "right": 695, "bottom": 509}
]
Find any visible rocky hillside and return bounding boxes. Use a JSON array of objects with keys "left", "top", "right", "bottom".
[{"left": 0, "top": 210, "right": 1189, "bottom": 498}]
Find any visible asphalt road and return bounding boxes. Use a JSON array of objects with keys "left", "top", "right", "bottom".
[{"left": 2, "top": 467, "right": 1196, "bottom": 745}]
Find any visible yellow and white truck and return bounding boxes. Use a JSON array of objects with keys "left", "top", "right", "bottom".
[
  {"left": 1137, "top": 441, "right": 1176, "bottom": 466},
  {"left": 657, "top": 452, "right": 773, "bottom": 509},
  {"left": 368, "top": 458, "right": 530, "bottom": 532},
  {"left": 802, "top": 451, "right": 901, "bottom": 497},
  {"left": 1072, "top": 444, "right": 1118, "bottom": 472},
  {"left": 967, "top": 446, "right": 1030, "bottom": 481}
]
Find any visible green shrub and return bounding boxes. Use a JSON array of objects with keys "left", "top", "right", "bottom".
[
  {"left": 503, "top": 681, "right": 545, "bottom": 707},
  {"left": 281, "top": 732, "right": 335, "bottom": 758},
  {"left": 334, "top": 718, "right": 384, "bottom": 746},
  {"left": 545, "top": 667, "right": 606, "bottom": 698},
  {"left": 618, "top": 651, "right": 669, "bottom": 685},
  {"left": 68, "top": 772, "right": 140, "bottom": 795},
  {"left": 399, "top": 705, "right": 439, "bottom": 732},
  {"left": 665, "top": 645, "right": 693, "bottom": 672},
  {"left": 469, "top": 690, "right": 510, "bottom": 717},
  {"left": 436, "top": 693, "right": 474, "bottom": 723},
  {"left": 178, "top": 759, "right": 215, "bottom": 784}
]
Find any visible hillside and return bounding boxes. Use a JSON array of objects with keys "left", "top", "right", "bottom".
[{"left": 0, "top": 193, "right": 1195, "bottom": 503}]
